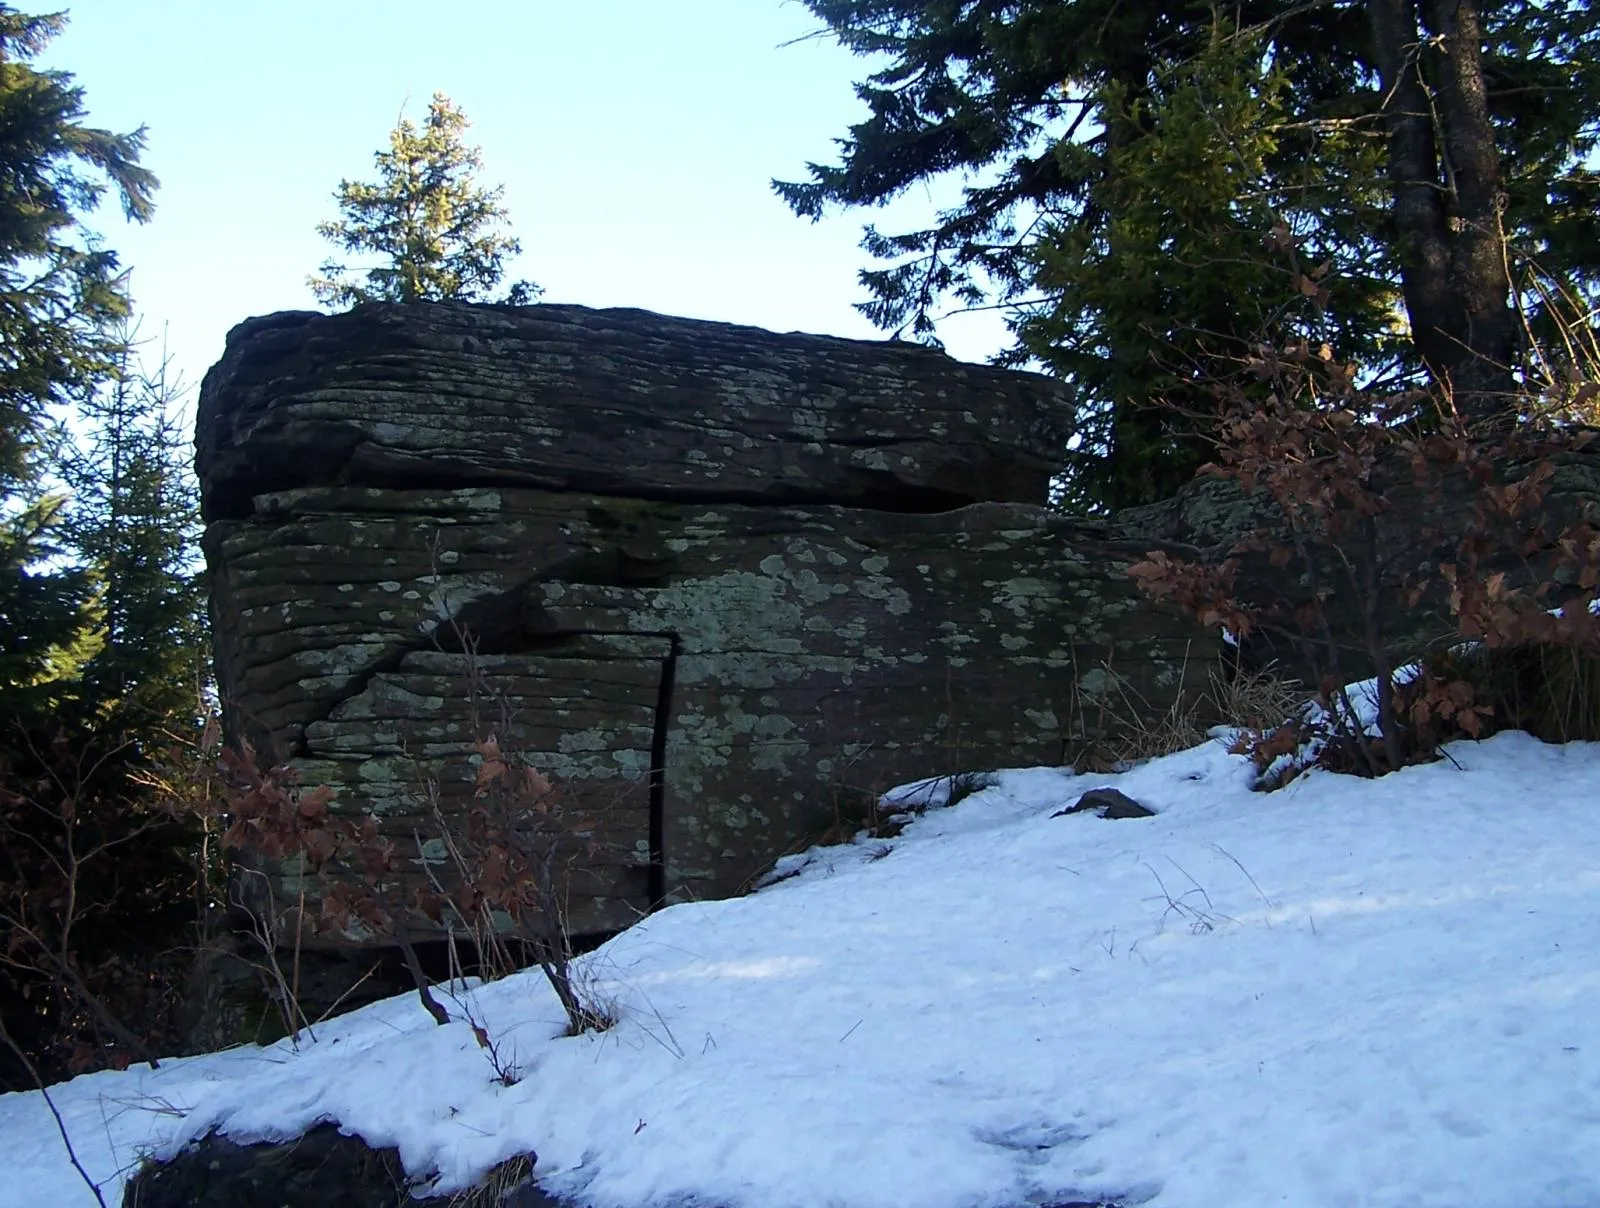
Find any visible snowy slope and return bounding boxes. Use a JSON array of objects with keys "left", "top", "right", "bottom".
[{"left": 4, "top": 730, "right": 1599, "bottom": 1208}]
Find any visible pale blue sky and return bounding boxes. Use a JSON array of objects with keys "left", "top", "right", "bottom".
[{"left": 43, "top": 0, "right": 1010, "bottom": 397}]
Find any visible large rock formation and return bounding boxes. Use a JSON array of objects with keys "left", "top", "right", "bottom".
[{"left": 199, "top": 303, "right": 1220, "bottom": 940}]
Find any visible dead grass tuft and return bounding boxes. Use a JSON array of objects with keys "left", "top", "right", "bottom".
[
  {"left": 447, "top": 1152, "right": 538, "bottom": 1206},
  {"left": 1069, "top": 656, "right": 1310, "bottom": 773}
]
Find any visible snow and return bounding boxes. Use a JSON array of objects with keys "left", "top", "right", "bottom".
[{"left": 6, "top": 729, "right": 1600, "bottom": 1207}]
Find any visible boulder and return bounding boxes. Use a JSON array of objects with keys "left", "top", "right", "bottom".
[
  {"left": 198, "top": 302, "right": 1223, "bottom": 949},
  {"left": 122, "top": 1127, "right": 555, "bottom": 1208},
  {"left": 1052, "top": 787, "right": 1155, "bottom": 819},
  {"left": 122, "top": 1125, "right": 412, "bottom": 1208}
]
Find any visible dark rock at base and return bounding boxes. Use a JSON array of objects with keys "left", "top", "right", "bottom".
[
  {"left": 123, "top": 1125, "right": 410, "bottom": 1207},
  {"left": 502, "top": 1185, "right": 570, "bottom": 1207},
  {"left": 121, "top": 1126, "right": 557, "bottom": 1207},
  {"left": 122, "top": 1122, "right": 1131, "bottom": 1208},
  {"left": 1052, "top": 787, "right": 1156, "bottom": 819}
]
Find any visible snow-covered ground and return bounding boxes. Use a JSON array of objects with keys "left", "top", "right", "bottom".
[{"left": 5, "top": 728, "right": 1600, "bottom": 1208}]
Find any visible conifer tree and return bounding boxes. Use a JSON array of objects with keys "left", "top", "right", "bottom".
[
  {"left": 0, "top": 495, "right": 98, "bottom": 717},
  {"left": 0, "top": 4, "right": 157, "bottom": 721},
  {"left": 0, "top": 8, "right": 209, "bottom": 1088},
  {"left": 310, "top": 92, "right": 540, "bottom": 308},
  {"left": 1, "top": 337, "right": 208, "bottom": 1090},
  {"left": 780, "top": 0, "right": 1600, "bottom": 508},
  {"left": 0, "top": 5, "right": 156, "bottom": 489},
  {"left": 56, "top": 333, "right": 205, "bottom": 729}
]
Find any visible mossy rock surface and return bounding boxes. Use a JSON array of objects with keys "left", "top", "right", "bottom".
[{"left": 199, "top": 301, "right": 1224, "bottom": 947}]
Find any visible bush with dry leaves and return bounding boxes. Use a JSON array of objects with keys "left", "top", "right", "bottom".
[
  {"left": 215, "top": 707, "right": 612, "bottom": 1039},
  {"left": 1131, "top": 342, "right": 1600, "bottom": 783}
]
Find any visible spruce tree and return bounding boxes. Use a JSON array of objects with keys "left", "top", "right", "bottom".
[
  {"left": 0, "top": 5, "right": 156, "bottom": 491},
  {"left": 56, "top": 333, "right": 205, "bottom": 729},
  {"left": 0, "top": 495, "right": 98, "bottom": 716},
  {"left": 0, "top": 4, "right": 157, "bottom": 720},
  {"left": 0, "top": 10, "right": 215, "bottom": 1088},
  {"left": 2, "top": 337, "right": 209, "bottom": 1090},
  {"left": 779, "top": 0, "right": 1600, "bottom": 507},
  {"left": 310, "top": 92, "right": 540, "bottom": 308}
]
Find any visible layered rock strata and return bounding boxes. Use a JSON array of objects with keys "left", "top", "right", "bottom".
[{"left": 199, "top": 302, "right": 1220, "bottom": 938}]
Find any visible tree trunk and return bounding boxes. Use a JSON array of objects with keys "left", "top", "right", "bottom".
[
  {"left": 1421, "top": 0, "right": 1520, "bottom": 414},
  {"left": 1367, "top": 0, "right": 1518, "bottom": 421}
]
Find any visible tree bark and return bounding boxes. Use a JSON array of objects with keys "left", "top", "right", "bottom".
[
  {"left": 1421, "top": 0, "right": 1519, "bottom": 414},
  {"left": 1368, "top": 0, "right": 1518, "bottom": 421}
]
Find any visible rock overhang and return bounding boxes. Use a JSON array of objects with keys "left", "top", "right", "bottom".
[{"left": 196, "top": 301, "right": 1078, "bottom": 522}]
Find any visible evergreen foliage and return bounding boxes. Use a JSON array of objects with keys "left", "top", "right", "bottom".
[
  {"left": 55, "top": 333, "right": 206, "bottom": 729},
  {"left": 0, "top": 4, "right": 162, "bottom": 724},
  {"left": 0, "top": 8, "right": 209, "bottom": 1090},
  {"left": 0, "top": 5, "right": 156, "bottom": 490},
  {"left": 1, "top": 337, "right": 209, "bottom": 1089},
  {"left": 0, "top": 494, "right": 98, "bottom": 716},
  {"left": 778, "top": 0, "right": 1600, "bottom": 508},
  {"left": 310, "top": 92, "right": 540, "bottom": 308}
]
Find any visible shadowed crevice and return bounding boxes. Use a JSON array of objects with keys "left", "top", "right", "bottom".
[{"left": 648, "top": 634, "right": 680, "bottom": 909}]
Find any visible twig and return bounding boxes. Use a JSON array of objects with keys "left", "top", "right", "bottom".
[
  {"left": 0, "top": 1014, "right": 108, "bottom": 1207},
  {"left": 392, "top": 918, "right": 450, "bottom": 1027},
  {"left": 1212, "top": 843, "right": 1272, "bottom": 907}
]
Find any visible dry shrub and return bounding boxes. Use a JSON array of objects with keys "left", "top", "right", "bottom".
[
  {"left": 1065, "top": 648, "right": 1209, "bottom": 773},
  {"left": 1405, "top": 641, "right": 1600, "bottom": 748},
  {"left": 1225, "top": 639, "right": 1600, "bottom": 792},
  {"left": 447, "top": 1153, "right": 538, "bottom": 1207},
  {"left": 1215, "top": 662, "right": 1313, "bottom": 732},
  {"left": 214, "top": 635, "right": 617, "bottom": 1041},
  {"left": 1130, "top": 338, "right": 1600, "bottom": 780},
  {"left": 410, "top": 735, "right": 615, "bottom": 1036},
  {"left": 0, "top": 713, "right": 225, "bottom": 1089}
]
